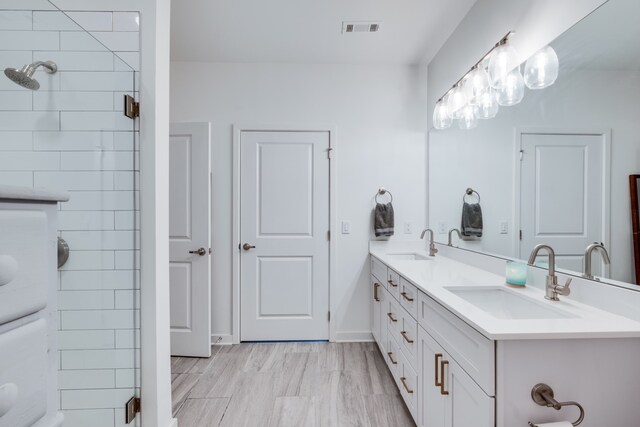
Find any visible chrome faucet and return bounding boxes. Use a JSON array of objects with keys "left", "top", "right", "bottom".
[
  {"left": 583, "top": 242, "right": 611, "bottom": 281},
  {"left": 420, "top": 229, "right": 438, "bottom": 257},
  {"left": 447, "top": 228, "right": 462, "bottom": 247},
  {"left": 527, "top": 244, "right": 572, "bottom": 301}
]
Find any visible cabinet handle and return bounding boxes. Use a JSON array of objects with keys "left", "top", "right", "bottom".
[
  {"left": 400, "top": 377, "right": 414, "bottom": 394},
  {"left": 435, "top": 353, "right": 443, "bottom": 387},
  {"left": 388, "top": 279, "right": 398, "bottom": 288},
  {"left": 440, "top": 360, "right": 449, "bottom": 395},
  {"left": 400, "top": 291, "right": 414, "bottom": 302},
  {"left": 373, "top": 283, "right": 380, "bottom": 302},
  {"left": 387, "top": 312, "right": 397, "bottom": 322},
  {"left": 400, "top": 331, "right": 414, "bottom": 344},
  {"left": 387, "top": 352, "right": 398, "bottom": 365}
]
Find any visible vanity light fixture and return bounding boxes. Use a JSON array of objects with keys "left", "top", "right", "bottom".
[{"left": 432, "top": 31, "right": 560, "bottom": 130}]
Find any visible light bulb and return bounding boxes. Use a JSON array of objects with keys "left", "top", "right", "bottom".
[
  {"left": 433, "top": 100, "right": 452, "bottom": 130},
  {"left": 463, "top": 67, "right": 490, "bottom": 105},
  {"left": 446, "top": 85, "right": 467, "bottom": 119},
  {"left": 495, "top": 68, "right": 525, "bottom": 106},
  {"left": 477, "top": 88, "right": 499, "bottom": 119},
  {"left": 458, "top": 104, "right": 478, "bottom": 130},
  {"left": 488, "top": 42, "right": 519, "bottom": 88},
  {"left": 524, "top": 45, "right": 559, "bottom": 89}
]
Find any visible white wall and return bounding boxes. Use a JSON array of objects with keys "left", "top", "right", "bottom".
[{"left": 170, "top": 62, "right": 427, "bottom": 342}]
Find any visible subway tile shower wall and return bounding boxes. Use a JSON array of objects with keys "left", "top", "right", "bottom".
[{"left": 0, "top": 10, "right": 140, "bottom": 427}]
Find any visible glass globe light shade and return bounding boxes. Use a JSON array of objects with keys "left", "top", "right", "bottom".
[
  {"left": 463, "top": 67, "right": 490, "bottom": 105},
  {"left": 488, "top": 42, "right": 519, "bottom": 88},
  {"left": 433, "top": 100, "right": 452, "bottom": 130},
  {"left": 524, "top": 45, "right": 559, "bottom": 89},
  {"left": 446, "top": 85, "right": 467, "bottom": 119},
  {"left": 458, "top": 104, "right": 478, "bottom": 130},
  {"left": 477, "top": 88, "right": 499, "bottom": 119},
  {"left": 494, "top": 68, "right": 525, "bottom": 106}
]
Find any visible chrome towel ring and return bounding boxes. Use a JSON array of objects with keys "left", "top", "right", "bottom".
[
  {"left": 463, "top": 187, "right": 480, "bottom": 203},
  {"left": 375, "top": 187, "right": 393, "bottom": 204}
]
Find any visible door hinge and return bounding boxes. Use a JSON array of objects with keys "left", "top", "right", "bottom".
[
  {"left": 519, "top": 149, "right": 524, "bottom": 161},
  {"left": 519, "top": 230, "right": 523, "bottom": 241},
  {"left": 327, "top": 230, "right": 331, "bottom": 241},
  {"left": 125, "top": 396, "right": 141, "bottom": 424},
  {"left": 124, "top": 95, "right": 140, "bottom": 119},
  {"left": 328, "top": 311, "right": 331, "bottom": 321},
  {"left": 327, "top": 147, "right": 333, "bottom": 159}
]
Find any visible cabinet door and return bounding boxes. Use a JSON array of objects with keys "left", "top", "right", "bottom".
[
  {"left": 371, "top": 276, "right": 382, "bottom": 344},
  {"left": 418, "top": 328, "right": 447, "bottom": 427},
  {"left": 444, "top": 357, "right": 494, "bottom": 427}
]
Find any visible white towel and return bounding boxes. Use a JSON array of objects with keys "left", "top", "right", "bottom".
[{"left": 531, "top": 422, "right": 573, "bottom": 427}]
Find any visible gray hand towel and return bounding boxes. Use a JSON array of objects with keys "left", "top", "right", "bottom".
[
  {"left": 461, "top": 202, "right": 483, "bottom": 237},
  {"left": 375, "top": 202, "right": 394, "bottom": 237}
]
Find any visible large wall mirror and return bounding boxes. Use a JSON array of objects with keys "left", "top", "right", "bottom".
[{"left": 429, "top": 0, "right": 640, "bottom": 287}]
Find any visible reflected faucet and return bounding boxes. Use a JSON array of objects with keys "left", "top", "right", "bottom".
[
  {"left": 420, "top": 229, "right": 438, "bottom": 257},
  {"left": 527, "top": 244, "right": 572, "bottom": 301},
  {"left": 447, "top": 228, "right": 462, "bottom": 247},
  {"left": 583, "top": 242, "right": 611, "bottom": 281}
]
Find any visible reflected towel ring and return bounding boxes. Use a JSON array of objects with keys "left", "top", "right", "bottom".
[
  {"left": 376, "top": 187, "right": 393, "bottom": 204},
  {"left": 463, "top": 188, "right": 480, "bottom": 204}
]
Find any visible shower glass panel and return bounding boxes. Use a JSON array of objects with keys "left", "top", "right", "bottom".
[{"left": 0, "top": 2, "right": 141, "bottom": 425}]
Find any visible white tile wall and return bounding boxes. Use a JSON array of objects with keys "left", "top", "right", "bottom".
[{"left": 0, "top": 9, "right": 140, "bottom": 426}]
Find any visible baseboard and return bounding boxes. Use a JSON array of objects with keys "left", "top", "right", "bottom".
[
  {"left": 167, "top": 417, "right": 178, "bottom": 427},
  {"left": 211, "top": 334, "right": 234, "bottom": 345},
  {"left": 334, "top": 331, "right": 374, "bottom": 342}
]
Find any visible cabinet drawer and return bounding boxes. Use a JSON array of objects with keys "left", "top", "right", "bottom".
[
  {"left": 399, "top": 277, "right": 418, "bottom": 319},
  {"left": 387, "top": 269, "right": 400, "bottom": 300},
  {"left": 371, "top": 256, "right": 387, "bottom": 285},
  {"left": 398, "top": 307, "right": 418, "bottom": 370},
  {"left": 418, "top": 293, "right": 495, "bottom": 395},
  {"left": 398, "top": 347, "right": 418, "bottom": 421},
  {"left": 0, "top": 319, "right": 48, "bottom": 427},
  {"left": 386, "top": 296, "right": 401, "bottom": 337},
  {"left": 386, "top": 333, "right": 401, "bottom": 377},
  {"left": 0, "top": 210, "right": 49, "bottom": 325}
]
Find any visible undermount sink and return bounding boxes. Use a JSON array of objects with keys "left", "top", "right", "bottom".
[
  {"left": 386, "top": 253, "right": 430, "bottom": 261},
  {"left": 445, "top": 287, "right": 578, "bottom": 320}
]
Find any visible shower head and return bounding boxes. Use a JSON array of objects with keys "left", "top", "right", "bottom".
[{"left": 4, "top": 61, "right": 57, "bottom": 91}]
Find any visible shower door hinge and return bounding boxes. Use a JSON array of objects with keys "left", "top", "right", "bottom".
[
  {"left": 124, "top": 396, "right": 141, "bottom": 424},
  {"left": 124, "top": 95, "right": 140, "bottom": 119}
]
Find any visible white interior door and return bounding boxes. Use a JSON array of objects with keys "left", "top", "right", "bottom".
[
  {"left": 169, "top": 122, "right": 212, "bottom": 357},
  {"left": 520, "top": 132, "right": 607, "bottom": 274},
  {"left": 240, "top": 130, "right": 330, "bottom": 341}
]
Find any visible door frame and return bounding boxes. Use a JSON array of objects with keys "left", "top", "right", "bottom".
[
  {"left": 513, "top": 128, "right": 612, "bottom": 270},
  {"left": 231, "top": 124, "right": 337, "bottom": 344}
]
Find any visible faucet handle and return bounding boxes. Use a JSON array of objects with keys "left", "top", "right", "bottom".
[{"left": 558, "top": 278, "right": 572, "bottom": 296}]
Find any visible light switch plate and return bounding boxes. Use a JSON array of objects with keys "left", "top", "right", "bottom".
[
  {"left": 438, "top": 222, "right": 447, "bottom": 234},
  {"left": 341, "top": 221, "right": 351, "bottom": 234},
  {"left": 499, "top": 221, "right": 509, "bottom": 234},
  {"left": 404, "top": 222, "right": 413, "bottom": 234}
]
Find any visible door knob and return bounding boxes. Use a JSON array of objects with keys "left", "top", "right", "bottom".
[
  {"left": 189, "top": 248, "right": 207, "bottom": 256},
  {"left": 242, "top": 243, "right": 256, "bottom": 251}
]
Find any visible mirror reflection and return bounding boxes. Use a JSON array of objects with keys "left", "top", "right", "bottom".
[{"left": 429, "top": 0, "right": 640, "bottom": 286}]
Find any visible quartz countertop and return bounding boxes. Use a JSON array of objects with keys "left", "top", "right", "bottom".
[
  {"left": 0, "top": 185, "right": 69, "bottom": 203},
  {"left": 370, "top": 241, "right": 640, "bottom": 340}
]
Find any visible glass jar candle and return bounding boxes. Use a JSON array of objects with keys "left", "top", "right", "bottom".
[{"left": 506, "top": 261, "right": 527, "bottom": 286}]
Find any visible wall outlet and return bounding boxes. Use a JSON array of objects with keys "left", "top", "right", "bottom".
[
  {"left": 341, "top": 220, "right": 351, "bottom": 234},
  {"left": 404, "top": 222, "right": 413, "bottom": 234},
  {"left": 499, "top": 221, "right": 509, "bottom": 234},
  {"left": 438, "top": 222, "right": 447, "bottom": 234}
]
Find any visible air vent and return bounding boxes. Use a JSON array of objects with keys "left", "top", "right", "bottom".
[{"left": 342, "top": 21, "right": 381, "bottom": 34}]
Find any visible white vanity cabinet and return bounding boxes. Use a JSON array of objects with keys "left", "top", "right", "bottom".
[{"left": 0, "top": 187, "right": 67, "bottom": 427}]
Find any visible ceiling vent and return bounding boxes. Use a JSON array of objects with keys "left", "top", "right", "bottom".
[{"left": 342, "top": 21, "right": 380, "bottom": 34}]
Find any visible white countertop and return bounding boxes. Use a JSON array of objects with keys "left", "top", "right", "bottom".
[
  {"left": 0, "top": 185, "right": 69, "bottom": 203},
  {"left": 370, "top": 241, "right": 640, "bottom": 340}
]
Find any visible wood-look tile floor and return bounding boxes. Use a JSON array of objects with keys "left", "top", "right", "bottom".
[{"left": 171, "top": 342, "right": 416, "bottom": 427}]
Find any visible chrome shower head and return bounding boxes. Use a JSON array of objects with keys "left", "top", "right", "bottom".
[{"left": 4, "top": 61, "right": 57, "bottom": 91}]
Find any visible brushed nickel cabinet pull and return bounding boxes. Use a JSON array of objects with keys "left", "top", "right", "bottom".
[
  {"left": 435, "top": 353, "right": 443, "bottom": 387},
  {"left": 387, "top": 352, "right": 398, "bottom": 365},
  {"left": 401, "top": 291, "right": 414, "bottom": 302},
  {"left": 401, "top": 331, "right": 414, "bottom": 344},
  {"left": 388, "top": 279, "right": 398, "bottom": 288},
  {"left": 373, "top": 283, "right": 380, "bottom": 302},
  {"left": 400, "top": 377, "right": 414, "bottom": 394},
  {"left": 440, "top": 360, "right": 449, "bottom": 395},
  {"left": 387, "top": 312, "right": 397, "bottom": 322}
]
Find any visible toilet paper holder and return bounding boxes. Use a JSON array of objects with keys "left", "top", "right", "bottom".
[{"left": 528, "top": 383, "right": 585, "bottom": 427}]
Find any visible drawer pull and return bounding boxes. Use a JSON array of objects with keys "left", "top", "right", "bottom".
[
  {"left": 440, "top": 360, "right": 449, "bottom": 395},
  {"left": 435, "top": 353, "right": 443, "bottom": 387},
  {"left": 400, "top": 330, "right": 414, "bottom": 344},
  {"left": 400, "top": 292, "right": 414, "bottom": 302},
  {"left": 387, "top": 279, "right": 398, "bottom": 288},
  {"left": 373, "top": 283, "right": 380, "bottom": 302},
  {"left": 400, "top": 377, "right": 414, "bottom": 394},
  {"left": 387, "top": 312, "right": 397, "bottom": 322},
  {"left": 387, "top": 352, "right": 398, "bottom": 365}
]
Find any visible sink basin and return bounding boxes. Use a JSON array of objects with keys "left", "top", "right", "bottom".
[
  {"left": 386, "top": 253, "right": 430, "bottom": 261},
  {"left": 445, "top": 287, "right": 578, "bottom": 320}
]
